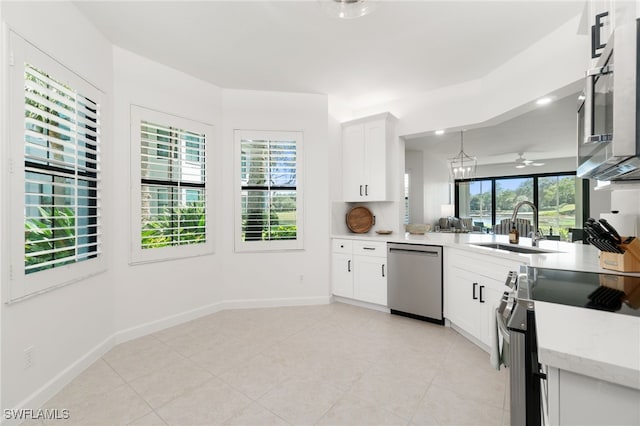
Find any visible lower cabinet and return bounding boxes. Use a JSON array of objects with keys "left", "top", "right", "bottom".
[
  {"left": 332, "top": 238, "right": 387, "bottom": 306},
  {"left": 445, "top": 247, "right": 522, "bottom": 348},
  {"left": 546, "top": 367, "right": 640, "bottom": 426}
]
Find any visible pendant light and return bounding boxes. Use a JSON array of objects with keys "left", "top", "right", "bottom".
[
  {"left": 448, "top": 130, "right": 477, "bottom": 180},
  {"left": 319, "top": 0, "right": 378, "bottom": 19}
]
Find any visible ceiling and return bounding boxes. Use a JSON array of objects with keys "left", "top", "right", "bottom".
[
  {"left": 404, "top": 91, "right": 579, "bottom": 165},
  {"left": 74, "top": 1, "right": 585, "bottom": 111}
]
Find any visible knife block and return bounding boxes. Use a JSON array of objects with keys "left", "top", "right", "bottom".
[{"left": 599, "top": 236, "right": 640, "bottom": 272}]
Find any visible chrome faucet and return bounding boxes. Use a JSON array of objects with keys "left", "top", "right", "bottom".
[{"left": 510, "top": 201, "right": 544, "bottom": 247}]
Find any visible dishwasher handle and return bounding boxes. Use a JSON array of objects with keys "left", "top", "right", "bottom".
[{"left": 388, "top": 247, "right": 440, "bottom": 256}]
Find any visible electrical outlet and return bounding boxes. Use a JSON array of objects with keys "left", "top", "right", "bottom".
[{"left": 24, "top": 346, "right": 34, "bottom": 369}]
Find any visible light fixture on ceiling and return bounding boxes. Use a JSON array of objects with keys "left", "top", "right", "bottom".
[
  {"left": 319, "top": 0, "right": 377, "bottom": 19},
  {"left": 515, "top": 152, "right": 544, "bottom": 169},
  {"left": 435, "top": 129, "right": 445, "bottom": 135},
  {"left": 448, "top": 130, "right": 477, "bottom": 180}
]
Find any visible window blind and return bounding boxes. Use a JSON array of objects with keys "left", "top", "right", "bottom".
[
  {"left": 24, "top": 64, "right": 101, "bottom": 274},
  {"left": 240, "top": 139, "right": 297, "bottom": 241},
  {"left": 140, "top": 120, "right": 207, "bottom": 249}
]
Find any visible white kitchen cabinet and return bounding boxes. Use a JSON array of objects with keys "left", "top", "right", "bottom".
[
  {"left": 546, "top": 366, "right": 640, "bottom": 426},
  {"left": 331, "top": 239, "right": 353, "bottom": 298},
  {"left": 445, "top": 247, "right": 523, "bottom": 348},
  {"left": 331, "top": 238, "right": 387, "bottom": 306},
  {"left": 353, "top": 253, "right": 387, "bottom": 305},
  {"left": 332, "top": 252, "right": 353, "bottom": 298},
  {"left": 342, "top": 113, "right": 395, "bottom": 202},
  {"left": 587, "top": 0, "right": 615, "bottom": 63}
]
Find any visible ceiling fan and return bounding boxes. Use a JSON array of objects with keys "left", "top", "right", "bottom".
[{"left": 514, "top": 152, "right": 545, "bottom": 169}]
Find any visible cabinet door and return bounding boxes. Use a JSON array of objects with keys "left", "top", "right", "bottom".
[
  {"left": 478, "top": 281, "right": 504, "bottom": 348},
  {"left": 362, "top": 119, "right": 387, "bottom": 201},
  {"left": 446, "top": 266, "right": 481, "bottom": 338},
  {"left": 332, "top": 253, "right": 353, "bottom": 298},
  {"left": 342, "top": 124, "right": 365, "bottom": 201},
  {"left": 354, "top": 255, "right": 387, "bottom": 306}
]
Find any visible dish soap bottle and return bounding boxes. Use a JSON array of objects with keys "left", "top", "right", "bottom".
[{"left": 509, "top": 222, "right": 519, "bottom": 244}]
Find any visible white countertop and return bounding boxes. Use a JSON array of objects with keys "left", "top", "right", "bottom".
[
  {"left": 333, "top": 231, "right": 640, "bottom": 389},
  {"left": 535, "top": 301, "right": 640, "bottom": 390},
  {"left": 334, "top": 231, "right": 623, "bottom": 274}
]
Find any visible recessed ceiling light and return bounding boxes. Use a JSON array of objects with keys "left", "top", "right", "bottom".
[
  {"left": 578, "top": 94, "right": 586, "bottom": 101},
  {"left": 435, "top": 130, "right": 445, "bottom": 135},
  {"left": 532, "top": 162, "right": 545, "bottom": 167},
  {"left": 515, "top": 164, "right": 526, "bottom": 169},
  {"left": 536, "top": 97, "right": 552, "bottom": 106}
]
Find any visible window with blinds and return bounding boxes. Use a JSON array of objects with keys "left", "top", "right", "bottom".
[
  {"left": 130, "top": 106, "right": 213, "bottom": 264},
  {"left": 140, "top": 121, "right": 206, "bottom": 249},
  {"left": 235, "top": 130, "right": 303, "bottom": 251},
  {"left": 23, "top": 63, "right": 101, "bottom": 275}
]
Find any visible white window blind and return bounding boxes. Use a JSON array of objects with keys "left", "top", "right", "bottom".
[
  {"left": 140, "top": 121, "right": 207, "bottom": 249},
  {"left": 235, "top": 130, "right": 303, "bottom": 252},
  {"left": 130, "top": 106, "right": 214, "bottom": 264},
  {"left": 24, "top": 63, "right": 101, "bottom": 274}
]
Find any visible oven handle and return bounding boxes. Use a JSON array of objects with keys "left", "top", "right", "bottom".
[{"left": 496, "top": 308, "right": 510, "bottom": 344}]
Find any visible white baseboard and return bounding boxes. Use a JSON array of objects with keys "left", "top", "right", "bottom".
[
  {"left": 113, "top": 301, "right": 226, "bottom": 345},
  {"left": 113, "top": 296, "right": 331, "bottom": 345},
  {"left": 2, "top": 335, "right": 114, "bottom": 426},
  {"left": 220, "top": 295, "right": 331, "bottom": 310},
  {"left": 2, "top": 295, "right": 333, "bottom": 426},
  {"left": 449, "top": 322, "right": 490, "bottom": 354},
  {"left": 332, "top": 295, "right": 390, "bottom": 313}
]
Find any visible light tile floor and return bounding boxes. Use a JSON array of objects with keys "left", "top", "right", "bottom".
[{"left": 33, "top": 303, "right": 509, "bottom": 426}]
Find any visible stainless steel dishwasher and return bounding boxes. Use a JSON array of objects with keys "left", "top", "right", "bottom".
[{"left": 387, "top": 243, "right": 443, "bottom": 324}]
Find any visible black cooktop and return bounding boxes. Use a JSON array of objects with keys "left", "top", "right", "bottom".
[{"left": 524, "top": 268, "right": 640, "bottom": 317}]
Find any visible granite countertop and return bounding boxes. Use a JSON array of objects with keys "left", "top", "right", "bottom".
[{"left": 332, "top": 232, "right": 640, "bottom": 389}]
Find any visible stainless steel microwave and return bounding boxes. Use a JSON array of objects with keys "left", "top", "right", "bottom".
[{"left": 577, "top": 17, "right": 640, "bottom": 181}]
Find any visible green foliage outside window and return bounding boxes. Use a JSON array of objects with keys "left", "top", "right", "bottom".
[
  {"left": 141, "top": 203, "right": 206, "bottom": 248},
  {"left": 25, "top": 207, "right": 76, "bottom": 273}
]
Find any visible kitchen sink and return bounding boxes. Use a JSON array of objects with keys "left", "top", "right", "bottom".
[{"left": 470, "top": 242, "right": 560, "bottom": 254}]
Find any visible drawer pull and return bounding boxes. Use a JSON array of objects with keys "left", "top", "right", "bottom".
[
  {"left": 472, "top": 282, "right": 478, "bottom": 300},
  {"left": 363, "top": 247, "right": 376, "bottom": 251},
  {"left": 381, "top": 264, "right": 385, "bottom": 277},
  {"left": 480, "top": 285, "right": 485, "bottom": 303},
  {"left": 347, "top": 260, "right": 351, "bottom": 272}
]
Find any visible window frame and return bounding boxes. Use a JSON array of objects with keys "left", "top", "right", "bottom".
[
  {"left": 129, "top": 105, "right": 215, "bottom": 264},
  {"left": 234, "top": 129, "right": 304, "bottom": 252},
  {"left": 454, "top": 171, "right": 588, "bottom": 236},
  {"left": 6, "top": 32, "right": 106, "bottom": 302}
]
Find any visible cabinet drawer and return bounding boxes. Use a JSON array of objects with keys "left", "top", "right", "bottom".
[
  {"left": 332, "top": 239, "right": 353, "bottom": 254},
  {"left": 353, "top": 240, "right": 387, "bottom": 256}
]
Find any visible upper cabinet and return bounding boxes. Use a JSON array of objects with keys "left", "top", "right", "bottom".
[
  {"left": 588, "top": 0, "right": 615, "bottom": 62},
  {"left": 342, "top": 113, "right": 396, "bottom": 202}
]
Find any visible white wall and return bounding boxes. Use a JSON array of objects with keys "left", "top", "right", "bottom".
[
  {"left": 422, "top": 154, "right": 452, "bottom": 227},
  {"left": 220, "top": 89, "right": 330, "bottom": 303},
  {"left": 405, "top": 150, "right": 424, "bottom": 223},
  {"left": 111, "top": 47, "right": 225, "bottom": 337},
  {"left": 0, "top": 0, "right": 114, "bottom": 414}
]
